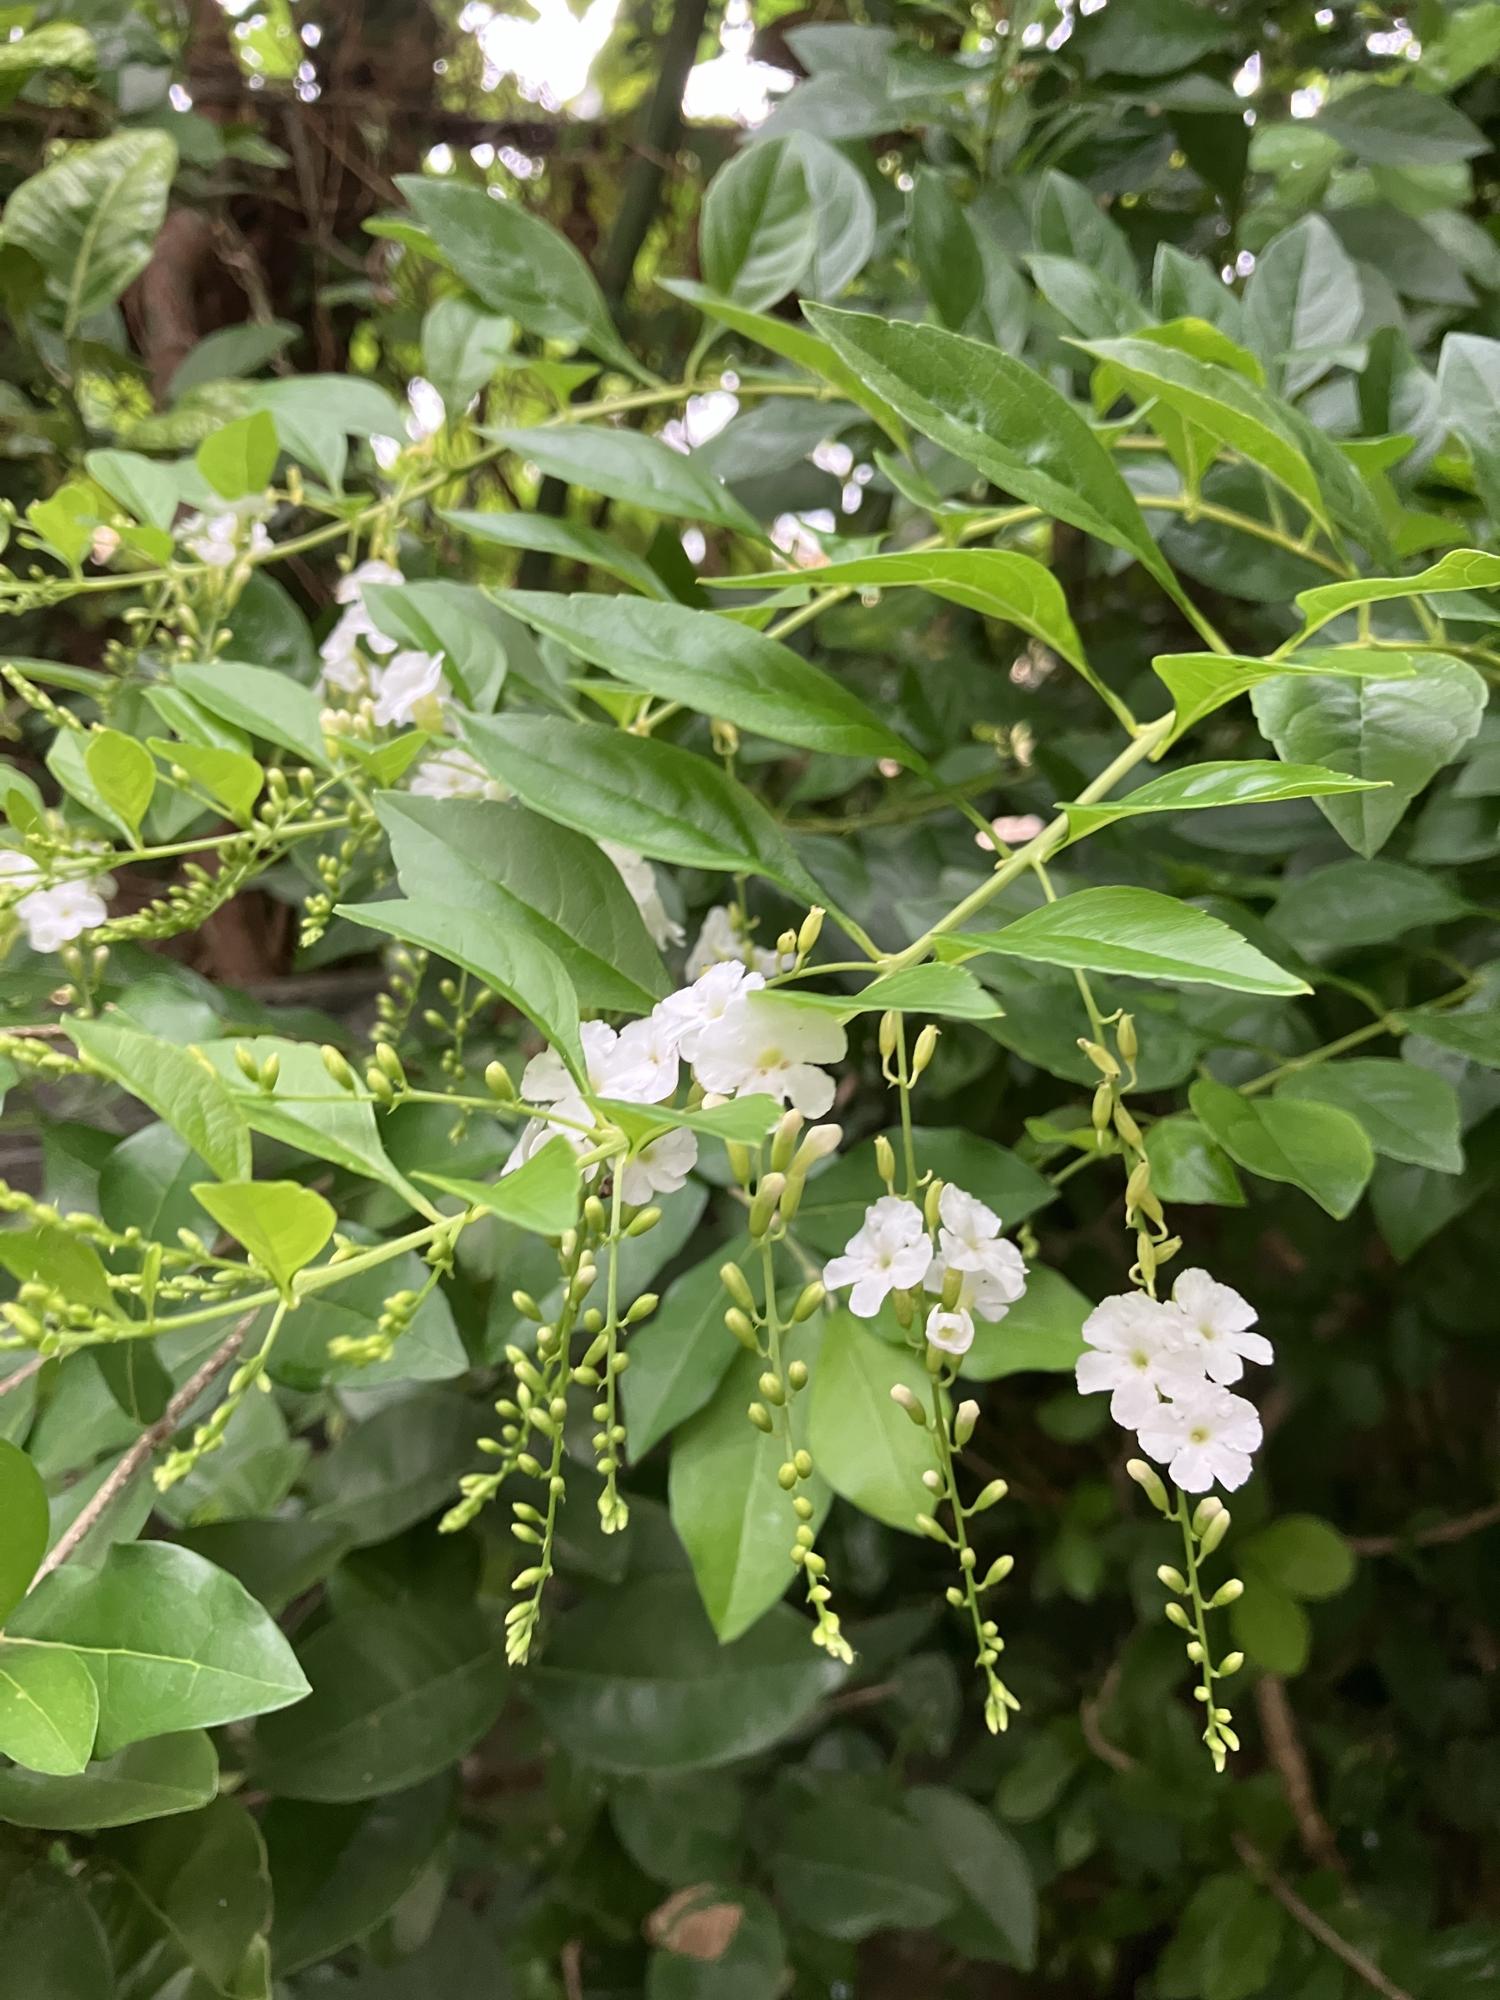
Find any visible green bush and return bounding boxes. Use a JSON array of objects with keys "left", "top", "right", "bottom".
[{"left": 0, "top": 3, "right": 1497, "bottom": 1994}]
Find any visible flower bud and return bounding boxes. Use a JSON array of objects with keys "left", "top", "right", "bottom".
[
  {"left": 625, "top": 1293, "right": 658, "bottom": 1323},
  {"left": 770, "top": 1109, "right": 804, "bottom": 1172},
  {"left": 234, "top": 1043, "right": 259, "bottom": 1082},
  {"left": 626, "top": 1206, "right": 662, "bottom": 1237},
  {"left": 1092, "top": 1081, "right": 1114, "bottom": 1133},
  {"left": 1208, "top": 1577, "right": 1243, "bottom": 1608},
  {"left": 1198, "top": 1509, "right": 1232, "bottom": 1556},
  {"left": 724, "top": 1307, "right": 759, "bottom": 1351},
  {"left": 1114, "top": 1103, "right": 1142, "bottom": 1149},
  {"left": 1117, "top": 1013, "right": 1138, "bottom": 1064},
  {"left": 971, "top": 1478, "right": 1008, "bottom": 1512},
  {"left": 375, "top": 1041, "right": 405, "bottom": 1086},
  {"left": 747, "top": 1402, "right": 774, "bottom": 1434},
  {"left": 1164, "top": 1601, "right": 1191, "bottom": 1630},
  {"left": 1192, "top": 1496, "right": 1224, "bottom": 1536},
  {"left": 1157, "top": 1564, "right": 1189, "bottom": 1594},
  {"left": 322, "top": 1044, "right": 357, "bottom": 1091},
  {"left": 878, "top": 1011, "right": 898, "bottom": 1061},
  {"left": 484, "top": 1060, "right": 515, "bottom": 1101},
  {"left": 758, "top": 1371, "right": 786, "bottom": 1406},
  {"left": 981, "top": 1553, "right": 1014, "bottom": 1590},
  {"left": 792, "top": 1280, "right": 825, "bottom": 1323},
  {"left": 259, "top": 1053, "right": 280, "bottom": 1093},
  {"left": 954, "top": 1398, "right": 979, "bottom": 1448},
  {"left": 1079, "top": 1038, "right": 1119, "bottom": 1079},
  {"left": 725, "top": 1140, "right": 753, "bottom": 1187},
  {"left": 748, "top": 1173, "right": 785, "bottom": 1239},
  {"left": 797, "top": 906, "right": 824, "bottom": 955},
  {"left": 889, "top": 1382, "right": 928, "bottom": 1427},
  {"left": 777, "top": 1461, "right": 797, "bottom": 1491},
  {"left": 778, "top": 1176, "right": 804, "bottom": 1224},
  {"left": 915, "top": 1513, "right": 949, "bottom": 1543},
  {"left": 911, "top": 1024, "right": 939, "bottom": 1076},
  {"left": 789, "top": 1123, "right": 842, "bottom": 1178},
  {"left": 794, "top": 1450, "right": 813, "bottom": 1479},
  {"left": 787, "top": 1359, "right": 809, "bottom": 1392},
  {"left": 874, "top": 1135, "right": 897, "bottom": 1187},
  {"left": 511, "top": 1290, "right": 542, "bottom": 1320},
  {"left": 1126, "top": 1458, "right": 1172, "bottom": 1515}
]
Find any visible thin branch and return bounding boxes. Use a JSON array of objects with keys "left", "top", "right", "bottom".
[
  {"left": 0, "top": 1354, "right": 45, "bottom": 1400},
  {"left": 1254, "top": 1676, "right": 1346, "bottom": 1878},
  {"left": 31, "top": 1318, "right": 250, "bottom": 1584},
  {"left": 1350, "top": 1501, "right": 1500, "bottom": 1558}
]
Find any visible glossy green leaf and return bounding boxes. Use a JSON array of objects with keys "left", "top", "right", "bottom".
[
  {"left": 1395, "top": 1005, "right": 1500, "bottom": 1068},
  {"left": 491, "top": 425, "right": 761, "bottom": 536},
  {"left": 191, "top": 1179, "right": 336, "bottom": 1291},
  {"left": 0, "top": 1730, "right": 218, "bottom": 1830},
  {"left": 964, "top": 886, "right": 1308, "bottom": 996},
  {"left": 1153, "top": 646, "right": 1418, "bottom": 743},
  {"left": 83, "top": 729, "right": 155, "bottom": 836},
  {"left": 418, "top": 1135, "right": 581, "bottom": 1236},
  {"left": 0, "top": 130, "right": 176, "bottom": 334},
  {"left": 255, "top": 1605, "right": 506, "bottom": 1802},
  {"left": 911, "top": 1784, "right": 1038, "bottom": 1968},
  {"left": 305, "top": 1391, "right": 483, "bottom": 1546},
  {"left": 1293, "top": 548, "right": 1500, "bottom": 639},
  {"left": 1144, "top": 1114, "right": 1245, "bottom": 1207},
  {"left": 146, "top": 737, "right": 262, "bottom": 822},
  {"left": 174, "top": 659, "right": 330, "bottom": 768},
  {"left": 102, "top": 1794, "right": 271, "bottom": 1992},
  {"left": 245, "top": 374, "right": 406, "bottom": 492},
  {"left": 1058, "top": 758, "right": 1385, "bottom": 837},
  {"left": 499, "top": 591, "right": 924, "bottom": 768},
  {"left": 196, "top": 409, "right": 279, "bottom": 499},
  {"left": 7, "top": 1541, "right": 309, "bottom": 1755},
  {"left": 0, "top": 1436, "right": 49, "bottom": 1621},
  {"left": 84, "top": 448, "right": 178, "bottom": 529},
  {"left": 0, "top": 1641, "right": 98, "bottom": 1776},
  {"left": 624, "top": 1247, "right": 743, "bottom": 1459},
  {"left": 1317, "top": 84, "right": 1487, "bottom": 166},
  {"left": 773, "top": 1786, "right": 960, "bottom": 1940},
  {"left": 1190, "top": 1075, "right": 1374, "bottom": 1218},
  {"left": 1252, "top": 656, "right": 1487, "bottom": 857},
  {"left": 396, "top": 173, "right": 645, "bottom": 381},
  {"left": 420, "top": 295, "right": 513, "bottom": 412},
  {"left": 532, "top": 1574, "right": 844, "bottom": 1772},
  {"left": 1269, "top": 858, "right": 1472, "bottom": 959},
  {"left": 461, "top": 713, "right": 825, "bottom": 903},
  {"left": 360, "top": 580, "right": 509, "bottom": 709},
  {"left": 1276, "top": 1060, "right": 1463, "bottom": 1174},
  {"left": 807, "top": 1311, "right": 940, "bottom": 1530},
  {"left": 0, "top": 1862, "right": 113, "bottom": 1998},
  {"left": 789, "top": 963, "right": 1002, "bottom": 1022},
  {"left": 443, "top": 506, "right": 669, "bottom": 597},
  {"left": 1243, "top": 216, "right": 1363, "bottom": 397},
  {"left": 70, "top": 1016, "right": 251, "bottom": 1183},
  {"left": 701, "top": 138, "right": 818, "bottom": 308},
  {"left": 597, "top": 1094, "right": 783, "bottom": 1148}
]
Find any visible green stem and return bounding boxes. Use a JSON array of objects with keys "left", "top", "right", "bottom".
[{"left": 1175, "top": 1488, "right": 1227, "bottom": 1772}]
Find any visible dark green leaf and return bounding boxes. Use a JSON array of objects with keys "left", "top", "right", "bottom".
[
  {"left": 0, "top": 1731, "right": 218, "bottom": 1830},
  {"left": 1190, "top": 1075, "right": 1374, "bottom": 1218}
]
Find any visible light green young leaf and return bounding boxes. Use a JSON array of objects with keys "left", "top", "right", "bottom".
[
  {"left": 0, "top": 130, "right": 176, "bottom": 334},
  {"left": 191, "top": 1180, "right": 336, "bottom": 1292},
  {"left": 0, "top": 1643, "right": 99, "bottom": 1777},
  {"left": 1251, "top": 656, "right": 1487, "bottom": 856},
  {"left": 0, "top": 1730, "right": 218, "bottom": 1830},
  {"left": 7, "top": 1541, "right": 309, "bottom": 1755},
  {"left": 84, "top": 448, "right": 179, "bottom": 529},
  {"left": 395, "top": 173, "right": 646, "bottom": 382},
  {"left": 83, "top": 728, "right": 155, "bottom": 837},
  {"left": 776, "top": 964, "right": 1002, "bottom": 1022},
  {"left": 1293, "top": 548, "right": 1500, "bottom": 639},
  {"left": 244, "top": 375, "right": 405, "bottom": 492},
  {"left": 963, "top": 886, "right": 1308, "bottom": 996},
  {"left": 671, "top": 1335, "right": 829, "bottom": 1641},
  {"left": 461, "top": 713, "right": 826, "bottom": 904},
  {"left": 1276, "top": 1060, "right": 1463, "bottom": 1175},
  {"left": 174, "top": 660, "right": 330, "bottom": 768},
  {"left": 421, "top": 294, "right": 514, "bottom": 412},
  {"left": 0, "top": 1439, "right": 49, "bottom": 1623},
  {"left": 195, "top": 409, "right": 279, "bottom": 499},
  {"left": 490, "top": 425, "right": 761, "bottom": 537},
  {"left": 418, "top": 1135, "right": 582, "bottom": 1236},
  {"left": 1153, "top": 646, "right": 1419, "bottom": 742},
  {"left": 499, "top": 591, "right": 926, "bottom": 769},
  {"left": 807, "top": 1312, "right": 941, "bottom": 1531},
  {"left": 1057, "top": 758, "right": 1385, "bottom": 837},
  {"left": 1190, "top": 1075, "right": 1374, "bottom": 1218},
  {"left": 146, "top": 738, "right": 263, "bottom": 823},
  {"left": 595, "top": 1095, "right": 782, "bottom": 1147},
  {"left": 70, "top": 1016, "right": 251, "bottom": 1183}
]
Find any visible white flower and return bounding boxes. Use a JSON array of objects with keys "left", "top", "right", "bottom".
[
  {"left": 823, "top": 1195, "right": 929, "bottom": 1318},
  {"left": 690, "top": 992, "right": 845, "bottom": 1116},
  {"left": 925, "top": 1305, "right": 975, "bottom": 1356},
  {"left": 372, "top": 649, "right": 445, "bottom": 727},
  {"left": 614, "top": 1012, "right": 680, "bottom": 1103},
  {"left": 618, "top": 1127, "right": 698, "bottom": 1206},
  {"left": 90, "top": 526, "right": 121, "bottom": 566},
  {"left": 656, "top": 959, "right": 765, "bottom": 1063},
  {"left": 1170, "top": 1269, "right": 1272, "bottom": 1386},
  {"left": 927, "top": 1245, "right": 1028, "bottom": 1324},
  {"left": 523, "top": 1017, "right": 674, "bottom": 1116},
  {"left": 182, "top": 510, "right": 243, "bottom": 567},
  {"left": 1137, "top": 1382, "right": 1263, "bottom": 1494},
  {"left": 1075, "top": 1291, "right": 1202, "bottom": 1430},
  {"left": 933, "top": 1183, "right": 1005, "bottom": 1269},
  {"left": 0, "top": 851, "right": 42, "bottom": 899},
  {"left": 335, "top": 558, "right": 403, "bottom": 604},
  {"left": 685, "top": 903, "right": 789, "bottom": 979},
  {"left": 923, "top": 1183, "right": 1028, "bottom": 1323},
  {"left": 600, "top": 840, "right": 683, "bottom": 949},
  {"left": 16, "top": 879, "right": 112, "bottom": 952},
  {"left": 408, "top": 747, "right": 505, "bottom": 801},
  {"left": 502, "top": 1113, "right": 587, "bottom": 1177}
]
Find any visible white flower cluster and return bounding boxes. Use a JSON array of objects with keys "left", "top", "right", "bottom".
[
  {"left": 318, "top": 561, "right": 447, "bottom": 732},
  {"left": 686, "top": 904, "right": 792, "bottom": 979},
  {"left": 179, "top": 501, "right": 273, "bottom": 570},
  {"left": 506, "top": 960, "right": 846, "bottom": 1203},
  {"left": 0, "top": 852, "right": 113, "bottom": 953},
  {"left": 1075, "top": 1270, "right": 1270, "bottom": 1493},
  {"left": 823, "top": 1184, "right": 1027, "bottom": 1358}
]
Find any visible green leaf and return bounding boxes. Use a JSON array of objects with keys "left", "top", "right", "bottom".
[
  {"left": 84, "top": 448, "right": 178, "bottom": 529},
  {"left": 146, "top": 737, "right": 263, "bottom": 823},
  {"left": 270, "top": 1249, "right": 465, "bottom": 1393},
  {"left": 1242, "top": 1514, "right": 1356, "bottom": 1600},
  {"left": 772, "top": 1786, "right": 960, "bottom": 1940},
  {"left": 1293, "top": 548, "right": 1500, "bottom": 640},
  {"left": 1269, "top": 858, "right": 1471, "bottom": 960},
  {"left": 195, "top": 408, "right": 279, "bottom": 499},
  {"left": 1395, "top": 1005, "right": 1500, "bottom": 1069},
  {"left": 358, "top": 580, "right": 509, "bottom": 708},
  {"left": 490, "top": 425, "right": 760, "bottom": 537},
  {"left": 461, "top": 712, "right": 825, "bottom": 904},
  {"left": 245, "top": 375, "right": 405, "bottom": 492},
  {"left": 254, "top": 1605, "right": 506, "bottom": 1802},
  {"left": 7, "top": 1541, "right": 308, "bottom": 1755},
  {"left": 806, "top": 307, "right": 1178, "bottom": 601},
  {"left": 0, "top": 1861, "right": 113, "bottom": 1999},
  {"left": 1190, "top": 1075, "right": 1374, "bottom": 1218},
  {"left": 418, "top": 1135, "right": 582, "bottom": 1236},
  {"left": 701, "top": 138, "right": 818, "bottom": 308},
  {"left": 0, "top": 1730, "right": 218, "bottom": 1830},
  {"left": 623, "top": 1248, "right": 742, "bottom": 1459},
  {"left": 807, "top": 1311, "right": 940, "bottom": 1531},
  {"left": 499, "top": 592, "right": 924, "bottom": 769},
  {"left": 1079, "top": 335, "right": 1329, "bottom": 529},
  {"left": 530, "top": 1574, "right": 845, "bottom": 1772},
  {"left": 1057, "top": 758, "right": 1385, "bottom": 837},
  {"left": 960, "top": 1266, "right": 1092, "bottom": 1380},
  {"left": 910, "top": 1785, "right": 1037, "bottom": 1968},
  {"left": 1251, "top": 656, "right": 1487, "bottom": 857},
  {"left": 305, "top": 1391, "right": 483, "bottom": 1547},
  {"left": 168, "top": 318, "right": 298, "bottom": 400},
  {"left": 1145, "top": 1115, "right": 1245, "bottom": 1207},
  {"left": 1152, "top": 645, "right": 1418, "bottom": 743},
  {"left": 395, "top": 173, "right": 646, "bottom": 382},
  {"left": 1243, "top": 216, "right": 1363, "bottom": 397},
  {"left": 83, "top": 728, "right": 155, "bottom": 837},
  {"left": 797, "top": 1127, "right": 1052, "bottom": 1258},
  {"left": 102, "top": 1794, "right": 271, "bottom": 1993},
  {"left": 963, "top": 886, "right": 1307, "bottom": 997},
  {"left": 597, "top": 1095, "right": 783, "bottom": 1148},
  {"left": 0, "top": 1642, "right": 99, "bottom": 1777},
  {"left": 378, "top": 792, "right": 668, "bottom": 1014},
  {"left": 443, "top": 506, "right": 669, "bottom": 598},
  {"left": 1228, "top": 1576, "right": 1310, "bottom": 1677},
  {"left": 70, "top": 1016, "right": 251, "bottom": 1183},
  {"left": 174, "top": 659, "right": 331, "bottom": 768},
  {"left": 1034, "top": 169, "right": 1138, "bottom": 294},
  {"left": 1317, "top": 84, "right": 1487, "bottom": 167},
  {"left": 0, "top": 1436, "right": 49, "bottom": 1621},
  {"left": 338, "top": 897, "right": 583, "bottom": 1083},
  {"left": 0, "top": 130, "right": 176, "bottom": 335},
  {"left": 421, "top": 295, "right": 513, "bottom": 412},
  {"left": 190, "top": 1179, "right": 336, "bottom": 1291},
  {"left": 1276, "top": 1061, "right": 1462, "bottom": 1175},
  {"left": 794, "top": 964, "right": 1002, "bottom": 1022}
]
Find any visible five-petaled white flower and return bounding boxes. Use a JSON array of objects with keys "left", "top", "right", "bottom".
[
  {"left": 823, "top": 1195, "right": 929, "bottom": 1318},
  {"left": 656, "top": 959, "right": 765, "bottom": 1063},
  {"left": 926, "top": 1183, "right": 1028, "bottom": 1323},
  {"left": 1136, "top": 1382, "right": 1263, "bottom": 1494},
  {"left": 0, "top": 853, "right": 113, "bottom": 953},
  {"left": 690, "top": 992, "right": 846, "bottom": 1117},
  {"left": 618, "top": 1127, "right": 698, "bottom": 1206},
  {"left": 373, "top": 649, "right": 445, "bottom": 728},
  {"left": 601, "top": 841, "right": 683, "bottom": 950},
  {"left": 1170, "top": 1268, "right": 1273, "bottom": 1386},
  {"left": 408, "top": 747, "right": 504, "bottom": 802},
  {"left": 925, "top": 1305, "right": 976, "bottom": 1356},
  {"left": 1075, "top": 1291, "right": 1202, "bottom": 1430}
]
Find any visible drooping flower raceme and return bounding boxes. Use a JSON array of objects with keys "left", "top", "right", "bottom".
[
  {"left": 0, "top": 852, "right": 114, "bottom": 953},
  {"left": 319, "top": 560, "right": 403, "bottom": 697},
  {"left": 1076, "top": 1269, "right": 1270, "bottom": 1492},
  {"left": 181, "top": 506, "right": 272, "bottom": 569},
  {"left": 823, "top": 1196, "right": 929, "bottom": 1318}
]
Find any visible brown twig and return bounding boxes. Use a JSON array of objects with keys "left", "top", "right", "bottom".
[
  {"left": 1350, "top": 1501, "right": 1500, "bottom": 1558},
  {"left": 30, "top": 1318, "right": 250, "bottom": 1585},
  {"left": 0, "top": 1354, "right": 45, "bottom": 1400},
  {"left": 1254, "top": 1676, "right": 1346, "bottom": 1878}
]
